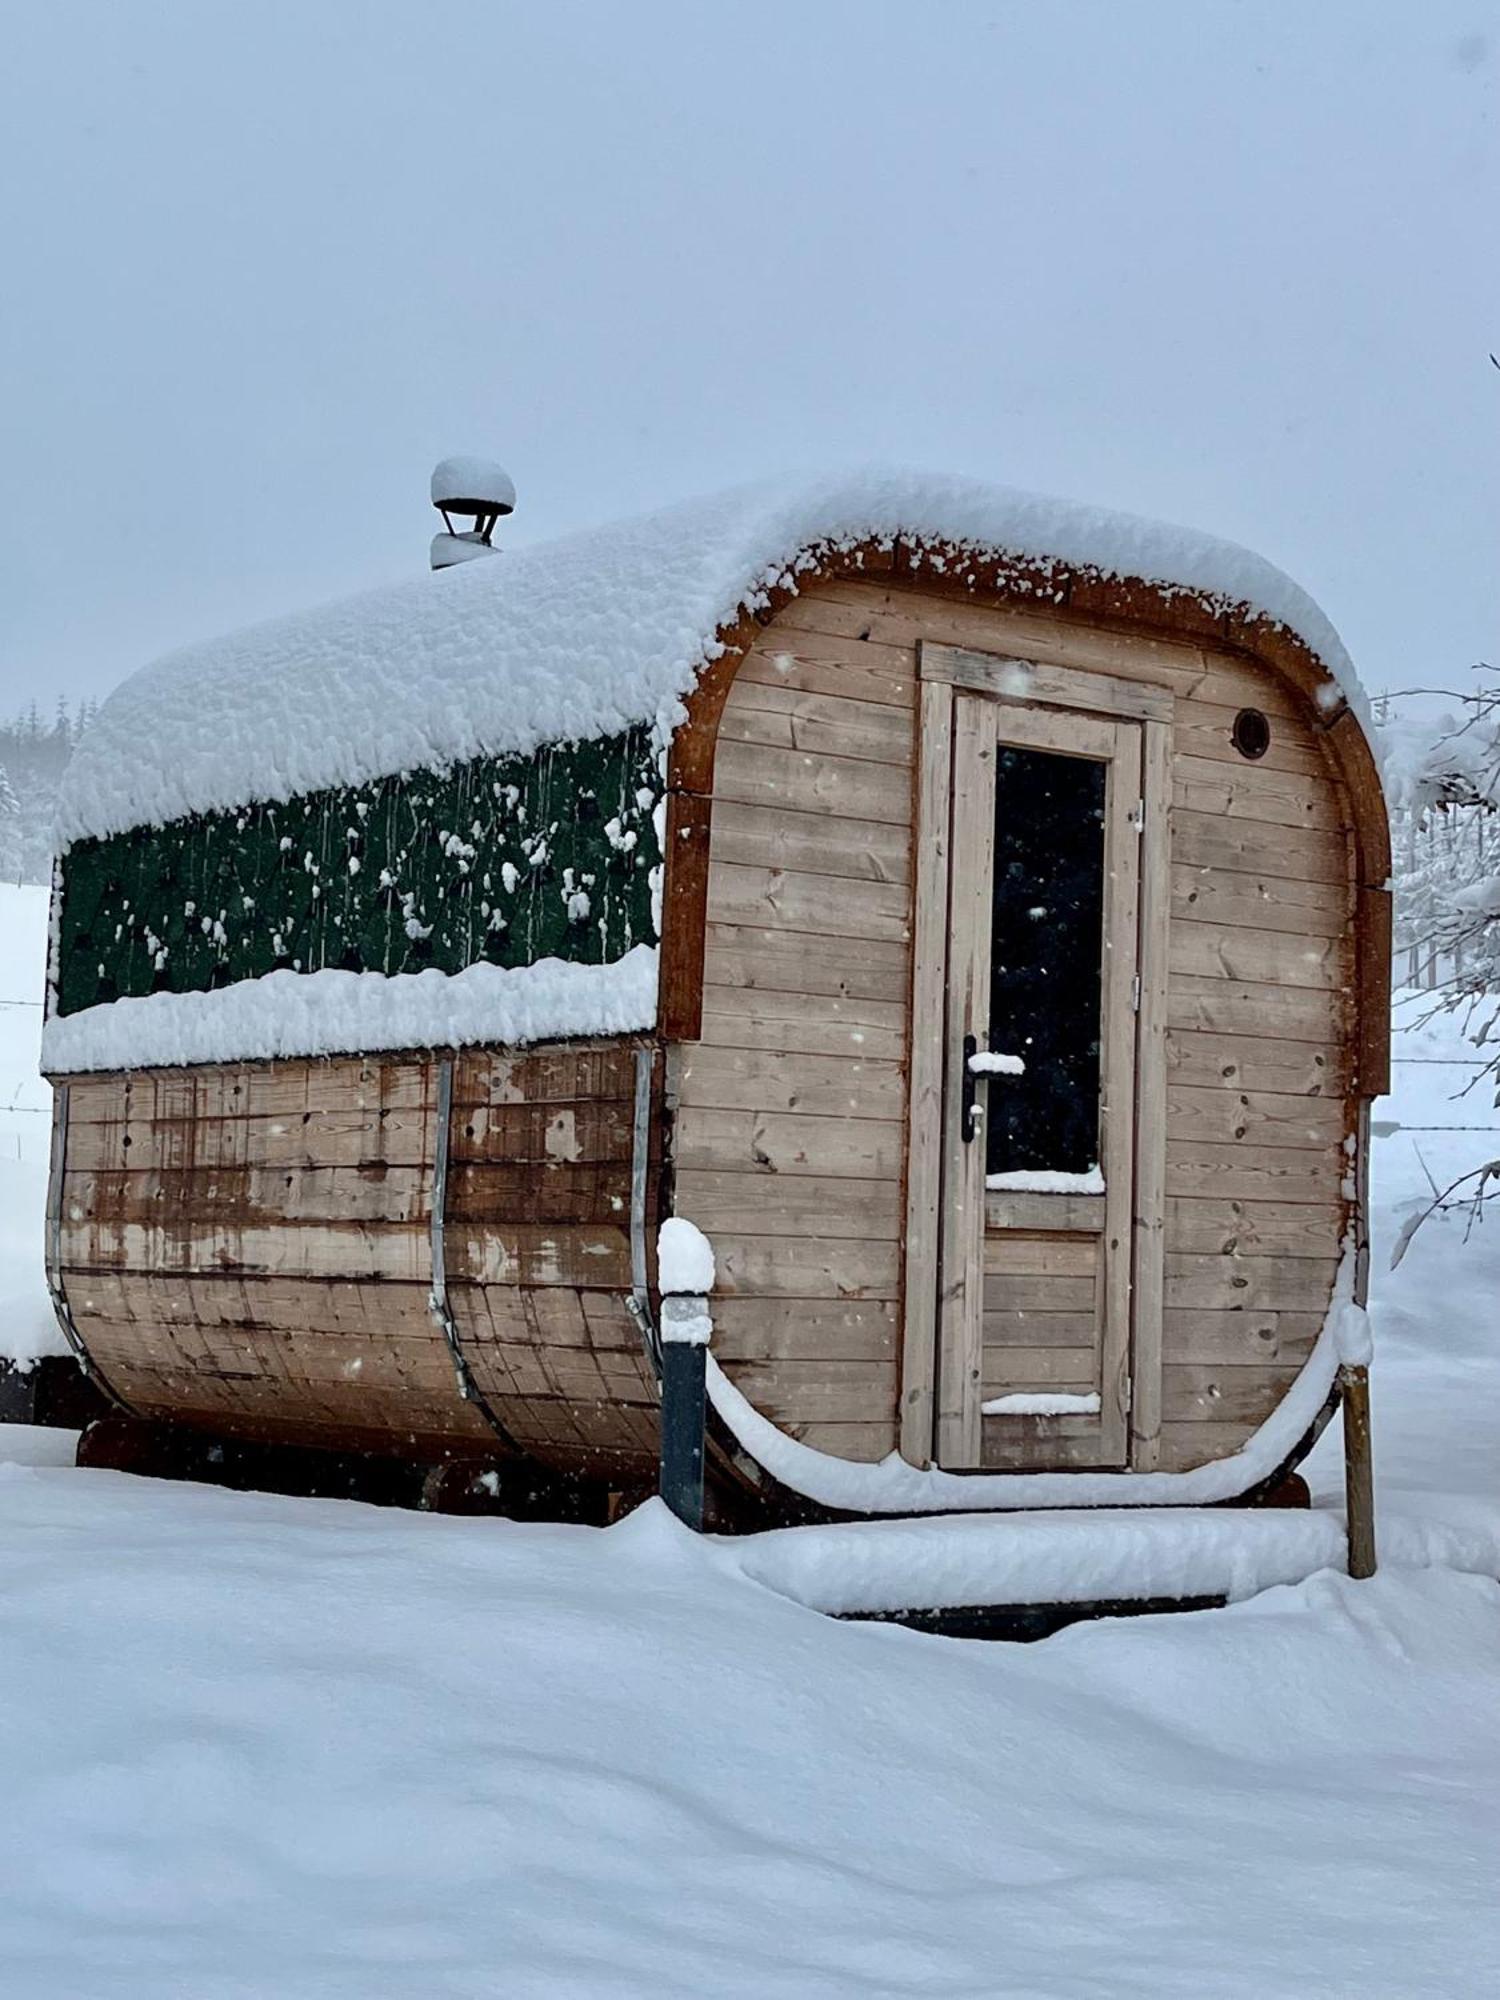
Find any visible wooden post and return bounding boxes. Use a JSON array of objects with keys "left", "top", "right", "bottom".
[
  {"left": 1339, "top": 1362, "right": 1377, "bottom": 1579},
  {"left": 659, "top": 1295, "right": 709, "bottom": 1529}
]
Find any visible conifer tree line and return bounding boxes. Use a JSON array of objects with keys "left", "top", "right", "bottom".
[{"left": 0, "top": 699, "right": 97, "bottom": 885}]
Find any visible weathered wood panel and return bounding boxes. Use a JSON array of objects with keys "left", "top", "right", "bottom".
[
  {"left": 718, "top": 683, "right": 915, "bottom": 764},
  {"left": 699, "top": 986, "right": 907, "bottom": 1063},
  {"left": 56, "top": 1044, "right": 665, "bottom": 1476},
  {"left": 709, "top": 798, "right": 912, "bottom": 886},
  {"left": 701, "top": 922, "right": 910, "bottom": 1004},
  {"left": 1165, "top": 1029, "right": 1341, "bottom": 1097},
  {"left": 444, "top": 1044, "right": 660, "bottom": 1463},
  {"left": 671, "top": 613, "right": 917, "bottom": 1455}
]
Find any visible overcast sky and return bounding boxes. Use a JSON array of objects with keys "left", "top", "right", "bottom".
[{"left": 1, "top": 1, "right": 1494, "bottom": 714}]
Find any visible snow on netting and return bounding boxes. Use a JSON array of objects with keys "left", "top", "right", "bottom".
[{"left": 53, "top": 728, "right": 662, "bottom": 1018}]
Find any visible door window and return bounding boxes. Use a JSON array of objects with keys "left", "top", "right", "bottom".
[{"left": 986, "top": 746, "right": 1106, "bottom": 1180}]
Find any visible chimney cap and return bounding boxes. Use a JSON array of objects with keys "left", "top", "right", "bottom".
[{"left": 431, "top": 455, "right": 516, "bottom": 519}]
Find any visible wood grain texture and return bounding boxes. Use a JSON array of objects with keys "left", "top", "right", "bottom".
[
  {"left": 56, "top": 1043, "right": 665, "bottom": 1475},
  {"left": 670, "top": 615, "right": 917, "bottom": 1457},
  {"left": 900, "top": 682, "right": 953, "bottom": 1465},
  {"left": 935, "top": 692, "right": 1000, "bottom": 1466},
  {"left": 1130, "top": 714, "right": 1171, "bottom": 1469}
]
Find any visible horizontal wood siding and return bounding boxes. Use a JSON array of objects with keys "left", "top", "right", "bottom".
[
  {"left": 695, "top": 580, "right": 1354, "bottom": 1480},
  {"left": 671, "top": 617, "right": 918, "bottom": 1459},
  {"left": 58, "top": 1060, "right": 486, "bottom": 1452},
  {"left": 981, "top": 1231, "right": 1104, "bottom": 1455},
  {"left": 56, "top": 1045, "right": 662, "bottom": 1475},
  {"left": 446, "top": 1042, "right": 660, "bottom": 1466}
]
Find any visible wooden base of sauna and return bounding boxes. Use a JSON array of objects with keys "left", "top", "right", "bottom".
[
  {"left": 70, "top": 1400, "right": 1326, "bottom": 1544},
  {"left": 0, "top": 1356, "right": 112, "bottom": 1432},
  {"left": 74, "top": 1414, "right": 637, "bottom": 1523}
]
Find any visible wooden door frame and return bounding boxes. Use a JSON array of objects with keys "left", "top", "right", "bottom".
[{"left": 899, "top": 644, "right": 1173, "bottom": 1470}]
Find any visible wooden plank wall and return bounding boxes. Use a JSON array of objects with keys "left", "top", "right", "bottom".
[
  {"left": 675, "top": 577, "right": 1354, "bottom": 1475},
  {"left": 58, "top": 1059, "right": 494, "bottom": 1453},
  {"left": 447, "top": 1043, "right": 660, "bottom": 1471},
  {"left": 670, "top": 613, "right": 919, "bottom": 1461},
  {"left": 981, "top": 1229, "right": 1105, "bottom": 1469},
  {"left": 56, "top": 1044, "right": 662, "bottom": 1476}
]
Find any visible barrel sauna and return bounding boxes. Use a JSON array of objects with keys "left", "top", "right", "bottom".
[{"left": 44, "top": 472, "right": 1390, "bottom": 1516}]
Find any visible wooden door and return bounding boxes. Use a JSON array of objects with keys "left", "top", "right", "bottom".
[{"left": 932, "top": 693, "right": 1146, "bottom": 1470}]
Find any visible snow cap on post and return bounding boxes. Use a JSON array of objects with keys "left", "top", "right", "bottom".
[{"left": 657, "top": 1217, "right": 715, "bottom": 1347}]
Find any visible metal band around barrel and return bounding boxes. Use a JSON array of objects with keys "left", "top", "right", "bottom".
[{"left": 626, "top": 1043, "right": 662, "bottom": 1377}]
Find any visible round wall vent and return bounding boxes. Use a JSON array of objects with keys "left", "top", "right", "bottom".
[{"left": 1232, "top": 708, "right": 1271, "bottom": 760}]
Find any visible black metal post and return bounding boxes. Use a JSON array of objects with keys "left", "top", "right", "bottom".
[{"left": 659, "top": 1328, "right": 707, "bottom": 1529}]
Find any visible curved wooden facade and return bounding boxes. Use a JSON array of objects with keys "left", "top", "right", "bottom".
[{"left": 48, "top": 544, "right": 1390, "bottom": 1505}]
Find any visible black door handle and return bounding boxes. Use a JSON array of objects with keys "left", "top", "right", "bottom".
[{"left": 961, "top": 1033, "right": 979, "bottom": 1144}]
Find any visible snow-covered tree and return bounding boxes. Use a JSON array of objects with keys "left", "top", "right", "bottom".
[
  {"left": 0, "top": 698, "right": 88, "bottom": 884},
  {"left": 0, "top": 762, "right": 20, "bottom": 881},
  {"left": 1383, "top": 674, "right": 1500, "bottom": 1003},
  {"left": 1381, "top": 672, "right": 1500, "bottom": 1254}
]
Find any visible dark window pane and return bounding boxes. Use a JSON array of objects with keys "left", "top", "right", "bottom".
[{"left": 985, "top": 745, "right": 1106, "bottom": 1177}]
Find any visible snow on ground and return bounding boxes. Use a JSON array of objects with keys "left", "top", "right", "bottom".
[
  {"left": 0, "top": 1460, "right": 1495, "bottom": 1999},
  {"left": 1, "top": 865, "right": 1499, "bottom": 1992},
  {"left": 0, "top": 884, "right": 65, "bottom": 1364}
]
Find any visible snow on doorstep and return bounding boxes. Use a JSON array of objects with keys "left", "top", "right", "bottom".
[
  {"left": 967, "top": 1050, "right": 1026, "bottom": 1076},
  {"left": 982, "top": 1391, "right": 1102, "bottom": 1416},
  {"left": 657, "top": 1216, "right": 715, "bottom": 1296},
  {"left": 40, "top": 944, "right": 658, "bottom": 1074},
  {"left": 987, "top": 1166, "right": 1106, "bottom": 1194},
  {"left": 57, "top": 465, "right": 1368, "bottom": 846},
  {"left": 732, "top": 1505, "right": 1345, "bottom": 1613}
]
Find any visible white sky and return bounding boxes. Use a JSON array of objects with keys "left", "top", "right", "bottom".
[{"left": 0, "top": 0, "right": 1494, "bottom": 711}]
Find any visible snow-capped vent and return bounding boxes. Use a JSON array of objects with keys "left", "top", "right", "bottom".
[
  {"left": 430, "top": 455, "right": 516, "bottom": 571},
  {"left": 430, "top": 455, "right": 517, "bottom": 517},
  {"left": 430, "top": 530, "right": 500, "bottom": 571}
]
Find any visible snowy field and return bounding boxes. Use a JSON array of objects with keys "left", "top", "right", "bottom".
[{"left": 2, "top": 895, "right": 1500, "bottom": 1993}]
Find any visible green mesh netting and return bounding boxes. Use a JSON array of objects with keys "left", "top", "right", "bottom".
[{"left": 55, "top": 727, "right": 663, "bottom": 1016}]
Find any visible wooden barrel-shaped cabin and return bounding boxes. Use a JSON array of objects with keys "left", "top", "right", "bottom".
[{"left": 43, "top": 469, "right": 1389, "bottom": 1516}]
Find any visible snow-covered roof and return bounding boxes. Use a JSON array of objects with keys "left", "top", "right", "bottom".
[{"left": 58, "top": 467, "right": 1369, "bottom": 847}]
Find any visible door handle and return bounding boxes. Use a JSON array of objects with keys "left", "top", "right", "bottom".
[
  {"left": 961, "top": 1033, "right": 980, "bottom": 1144},
  {"left": 962, "top": 1041, "right": 1024, "bottom": 1143}
]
